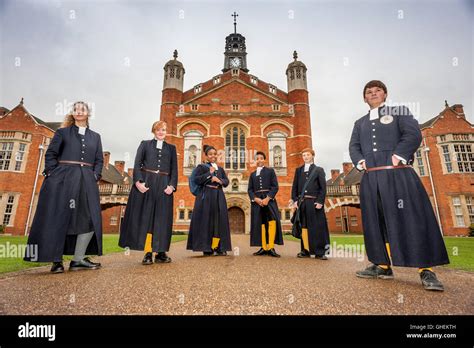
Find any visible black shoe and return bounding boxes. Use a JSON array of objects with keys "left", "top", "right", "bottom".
[
  {"left": 50, "top": 262, "right": 64, "bottom": 274},
  {"left": 142, "top": 252, "right": 153, "bottom": 265},
  {"left": 297, "top": 250, "right": 310, "bottom": 258},
  {"left": 215, "top": 250, "right": 228, "bottom": 256},
  {"left": 420, "top": 270, "right": 444, "bottom": 291},
  {"left": 356, "top": 264, "right": 394, "bottom": 279},
  {"left": 155, "top": 252, "right": 171, "bottom": 263},
  {"left": 83, "top": 257, "right": 101, "bottom": 267},
  {"left": 69, "top": 258, "right": 101, "bottom": 271},
  {"left": 253, "top": 248, "right": 268, "bottom": 256},
  {"left": 315, "top": 255, "right": 328, "bottom": 260},
  {"left": 267, "top": 248, "right": 281, "bottom": 258},
  {"left": 203, "top": 251, "right": 213, "bottom": 256}
]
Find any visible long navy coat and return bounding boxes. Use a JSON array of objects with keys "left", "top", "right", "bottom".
[
  {"left": 119, "top": 140, "right": 178, "bottom": 252},
  {"left": 349, "top": 105, "right": 449, "bottom": 267},
  {"left": 187, "top": 163, "right": 232, "bottom": 252},
  {"left": 24, "top": 125, "right": 103, "bottom": 262},
  {"left": 248, "top": 167, "right": 283, "bottom": 247},
  {"left": 291, "top": 164, "right": 330, "bottom": 256}
]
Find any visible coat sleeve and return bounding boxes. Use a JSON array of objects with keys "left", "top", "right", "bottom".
[
  {"left": 93, "top": 134, "right": 104, "bottom": 181},
  {"left": 291, "top": 167, "right": 299, "bottom": 202},
  {"left": 43, "top": 129, "right": 63, "bottom": 176},
  {"left": 393, "top": 108, "right": 422, "bottom": 162},
  {"left": 349, "top": 120, "right": 365, "bottom": 170},
  {"left": 247, "top": 174, "right": 255, "bottom": 201},
  {"left": 268, "top": 169, "right": 279, "bottom": 199},
  {"left": 315, "top": 167, "right": 327, "bottom": 205},
  {"left": 220, "top": 168, "right": 229, "bottom": 188},
  {"left": 133, "top": 141, "right": 146, "bottom": 183},
  {"left": 169, "top": 145, "right": 178, "bottom": 191},
  {"left": 194, "top": 165, "right": 212, "bottom": 185}
]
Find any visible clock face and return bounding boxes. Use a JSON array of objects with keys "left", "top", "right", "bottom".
[{"left": 230, "top": 57, "right": 241, "bottom": 68}]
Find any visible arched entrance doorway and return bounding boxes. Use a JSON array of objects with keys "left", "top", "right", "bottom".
[{"left": 228, "top": 206, "right": 245, "bottom": 234}]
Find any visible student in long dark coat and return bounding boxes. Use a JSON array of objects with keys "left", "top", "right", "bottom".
[
  {"left": 119, "top": 120, "right": 177, "bottom": 265},
  {"left": 291, "top": 148, "right": 330, "bottom": 259},
  {"left": 248, "top": 151, "right": 283, "bottom": 257},
  {"left": 24, "top": 101, "right": 103, "bottom": 273},
  {"left": 187, "top": 145, "right": 232, "bottom": 256},
  {"left": 349, "top": 80, "right": 449, "bottom": 291}
]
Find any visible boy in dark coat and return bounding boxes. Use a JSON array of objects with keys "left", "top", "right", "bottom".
[
  {"left": 248, "top": 151, "right": 283, "bottom": 257},
  {"left": 349, "top": 80, "right": 449, "bottom": 291}
]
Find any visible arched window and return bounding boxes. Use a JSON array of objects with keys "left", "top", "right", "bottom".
[
  {"left": 225, "top": 126, "right": 246, "bottom": 170},
  {"left": 273, "top": 145, "right": 283, "bottom": 167}
]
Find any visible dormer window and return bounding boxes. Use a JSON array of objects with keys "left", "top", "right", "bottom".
[
  {"left": 213, "top": 75, "right": 221, "bottom": 85},
  {"left": 194, "top": 84, "right": 202, "bottom": 94},
  {"left": 250, "top": 76, "right": 258, "bottom": 85},
  {"left": 269, "top": 85, "right": 277, "bottom": 94},
  {"left": 231, "top": 69, "right": 240, "bottom": 76},
  {"left": 231, "top": 104, "right": 240, "bottom": 111},
  {"left": 272, "top": 104, "right": 281, "bottom": 111},
  {"left": 191, "top": 104, "right": 198, "bottom": 111}
]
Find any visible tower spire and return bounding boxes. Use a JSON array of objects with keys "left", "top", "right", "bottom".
[{"left": 231, "top": 11, "right": 239, "bottom": 34}]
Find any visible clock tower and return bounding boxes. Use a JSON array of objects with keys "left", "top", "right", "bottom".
[{"left": 222, "top": 12, "right": 249, "bottom": 73}]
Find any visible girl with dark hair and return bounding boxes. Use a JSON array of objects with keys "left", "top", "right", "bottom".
[{"left": 187, "top": 145, "right": 232, "bottom": 256}]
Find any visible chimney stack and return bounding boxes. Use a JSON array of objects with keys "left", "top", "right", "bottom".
[
  {"left": 330, "top": 169, "right": 340, "bottom": 182},
  {"left": 342, "top": 162, "right": 354, "bottom": 176},
  {"left": 103, "top": 151, "right": 110, "bottom": 169},
  {"left": 115, "top": 160, "right": 125, "bottom": 176},
  {"left": 127, "top": 168, "right": 133, "bottom": 178}
]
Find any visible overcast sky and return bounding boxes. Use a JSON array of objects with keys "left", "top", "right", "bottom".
[{"left": 1, "top": 0, "right": 473, "bottom": 175}]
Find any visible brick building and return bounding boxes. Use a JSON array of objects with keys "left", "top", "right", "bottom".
[
  {"left": 160, "top": 23, "right": 313, "bottom": 234},
  {"left": 325, "top": 102, "right": 474, "bottom": 236},
  {"left": 0, "top": 100, "right": 132, "bottom": 235}
]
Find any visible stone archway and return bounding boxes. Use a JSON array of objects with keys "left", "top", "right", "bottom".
[
  {"left": 226, "top": 195, "right": 251, "bottom": 234},
  {"left": 228, "top": 207, "right": 245, "bottom": 234}
]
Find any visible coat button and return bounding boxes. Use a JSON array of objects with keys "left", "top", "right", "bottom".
[
  {"left": 373, "top": 135, "right": 376, "bottom": 138},
  {"left": 81, "top": 139, "right": 84, "bottom": 141},
  {"left": 80, "top": 164, "right": 84, "bottom": 167},
  {"left": 372, "top": 128, "right": 375, "bottom": 131},
  {"left": 373, "top": 142, "right": 376, "bottom": 145},
  {"left": 373, "top": 149, "right": 377, "bottom": 152},
  {"left": 372, "top": 122, "right": 375, "bottom": 125},
  {"left": 81, "top": 157, "right": 84, "bottom": 160}
]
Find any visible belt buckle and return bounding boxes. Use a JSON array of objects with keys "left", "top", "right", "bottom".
[{"left": 156, "top": 169, "right": 160, "bottom": 174}]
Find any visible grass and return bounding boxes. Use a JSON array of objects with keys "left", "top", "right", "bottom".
[
  {"left": 0, "top": 234, "right": 188, "bottom": 274},
  {"left": 284, "top": 234, "right": 474, "bottom": 272}
]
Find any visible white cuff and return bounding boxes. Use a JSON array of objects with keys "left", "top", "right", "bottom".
[
  {"left": 356, "top": 159, "right": 366, "bottom": 171},
  {"left": 393, "top": 154, "right": 407, "bottom": 164}
]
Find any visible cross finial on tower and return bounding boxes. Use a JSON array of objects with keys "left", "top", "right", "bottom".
[
  {"left": 293, "top": 50, "right": 298, "bottom": 61},
  {"left": 231, "top": 11, "right": 239, "bottom": 33},
  {"left": 173, "top": 49, "right": 178, "bottom": 59},
  {"left": 445, "top": 100, "right": 449, "bottom": 108}
]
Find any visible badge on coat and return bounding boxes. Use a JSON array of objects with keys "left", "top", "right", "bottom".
[{"left": 380, "top": 115, "right": 394, "bottom": 124}]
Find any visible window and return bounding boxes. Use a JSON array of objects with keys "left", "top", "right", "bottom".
[
  {"left": 285, "top": 210, "right": 291, "bottom": 221},
  {"left": 225, "top": 126, "right": 246, "bottom": 170},
  {"left": 453, "top": 144, "right": 474, "bottom": 173},
  {"left": 452, "top": 196, "right": 465, "bottom": 227},
  {"left": 231, "top": 104, "right": 240, "bottom": 111},
  {"left": 3, "top": 195, "right": 15, "bottom": 225},
  {"left": 194, "top": 84, "right": 202, "bottom": 94},
  {"left": 213, "top": 76, "right": 221, "bottom": 85},
  {"left": 178, "top": 209, "right": 185, "bottom": 220},
  {"left": 14, "top": 143, "right": 26, "bottom": 171},
  {"left": 187, "top": 210, "right": 193, "bottom": 220},
  {"left": 466, "top": 197, "right": 474, "bottom": 225},
  {"left": 441, "top": 145, "right": 452, "bottom": 173},
  {"left": 350, "top": 216, "right": 358, "bottom": 226},
  {"left": 414, "top": 149, "right": 426, "bottom": 176},
  {"left": 250, "top": 76, "right": 258, "bottom": 85},
  {"left": 231, "top": 69, "right": 239, "bottom": 76},
  {"left": 272, "top": 104, "right": 281, "bottom": 111},
  {"left": 335, "top": 217, "right": 342, "bottom": 227},
  {"left": 191, "top": 104, "right": 198, "bottom": 111},
  {"left": 0, "top": 142, "right": 14, "bottom": 171},
  {"left": 453, "top": 134, "right": 470, "bottom": 141},
  {"left": 440, "top": 135, "right": 446, "bottom": 142},
  {"left": 268, "top": 85, "right": 277, "bottom": 94},
  {"left": 110, "top": 216, "right": 118, "bottom": 226}
]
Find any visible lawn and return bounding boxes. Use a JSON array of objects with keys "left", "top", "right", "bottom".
[
  {"left": 0, "top": 234, "right": 188, "bottom": 274},
  {"left": 284, "top": 234, "right": 474, "bottom": 272}
]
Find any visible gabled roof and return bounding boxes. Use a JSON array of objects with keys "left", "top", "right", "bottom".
[
  {"left": 419, "top": 104, "right": 472, "bottom": 129},
  {"left": 101, "top": 163, "right": 132, "bottom": 185},
  {"left": 327, "top": 167, "right": 363, "bottom": 186},
  {"left": 0, "top": 100, "right": 61, "bottom": 132}
]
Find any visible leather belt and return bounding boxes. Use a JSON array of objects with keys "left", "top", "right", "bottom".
[
  {"left": 366, "top": 164, "right": 412, "bottom": 172},
  {"left": 142, "top": 168, "right": 169, "bottom": 175},
  {"left": 255, "top": 189, "right": 269, "bottom": 193},
  {"left": 303, "top": 195, "right": 317, "bottom": 199},
  {"left": 206, "top": 185, "right": 221, "bottom": 189},
  {"left": 59, "top": 160, "right": 93, "bottom": 167}
]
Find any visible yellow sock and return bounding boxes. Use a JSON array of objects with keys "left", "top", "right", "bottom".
[
  {"left": 211, "top": 237, "right": 220, "bottom": 250},
  {"left": 378, "top": 264, "right": 390, "bottom": 270},
  {"left": 144, "top": 233, "right": 153, "bottom": 253},
  {"left": 302, "top": 228, "right": 309, "bottom": 251},
  {"left": 268, "top": 220, "right": 276, "bottom": 250},
  {"left": 418, "top": 267, "right": 433, "bottom": 273},
  {"left": 261, "top": 224, "right": 268, "bottom": 250},
  {"left": 385, "top": 242, "right": 391, "bottom": 259}
]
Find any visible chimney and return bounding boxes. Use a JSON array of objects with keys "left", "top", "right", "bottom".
[
  {"left": 103, "top": 151, "right": 110, "bottom": 169},
  {"left": 127, "top": 168, "right": 133, "bottom": 178},
  {"left": 342, "top": 162, "right": 354, "bottom": 176},
  {"left": 330, "top": 169, "right": 340, "bottom": 182},
  {"left": 115, "top": 160, "right": 125, "bottom": 176},
  {"left": 452, "top": 104, "right": 465, "bottom": 117}
]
